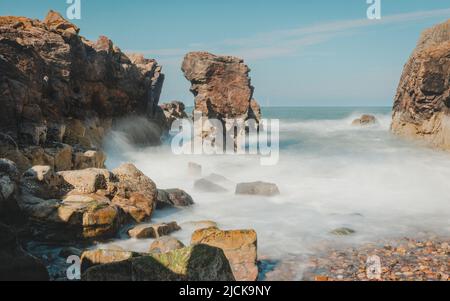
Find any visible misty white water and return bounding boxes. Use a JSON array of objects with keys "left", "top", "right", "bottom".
[{"left": 100, "top": 107, "right": 450, "bottom": 277}]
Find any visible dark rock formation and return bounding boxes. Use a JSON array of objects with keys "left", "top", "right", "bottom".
[
  {"left": 392, "top": 19, "right": 450, "bottom": 149},
  {"left": 0, "top": 11, "right": 165, "bottom": 172},
  {"left": 156, "top": 188, "right": 194, "bottom": 209},
  {"left": 0, "top": 222, "right": 49, "bottom": 281}
]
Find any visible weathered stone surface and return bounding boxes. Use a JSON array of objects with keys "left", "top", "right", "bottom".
[
  {"left": 128, "top": 222, "right": 181, "bottom": 239},
  {"left": 160, "top": 101, "right": 188, "bottom": 128},
  {"left": 58, "top": 168, "right": 113, "bottom": 195},
  {"left": 194, "top": 178, "right": 228, "bottom": 193},
  {"left": 149, "top": 236, "right": 185, "bottom": 254},
  {"left": 82, "top": 244, "right": 235, "bottom": 281},
  {"left": 235, "top": 181, "right": 280, "bottom": 197},
  {"left": 16, "top": 163, "right": 158, "bottom": 242},
  {"left": 0, "top": 223, "right": 49, "bottom": 281},
  {"left": 111, "top": 163, "right": 157, "bottom": 222},
  {"left": 182, "top": 52, "right": 261, "bottom": 144},
  {"left": 73, "top": 150, "right": 106, "bottom": 170},
  {"left": 156, "top": 188, "right": 194, "bottom": 209},
  {"left": 352, "top": 115, "right": 377, "bottom": 126},
  {"left": 80, "top": 249, "right": 139, "bottom": 273},
  {"left": 191, "top": 227, "right": 258, "bottom": 281},
  {"left": 391, "top": 19, "right": 450, "bottom": 150},
  {"left": 0, "top": 11, "right": 165, "bottom": 170}
]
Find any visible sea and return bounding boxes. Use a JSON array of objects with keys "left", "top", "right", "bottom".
[{"left": 99, "top": 107, "right": 450, "bottom": 279}]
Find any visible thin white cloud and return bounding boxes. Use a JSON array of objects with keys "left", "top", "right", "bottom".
[{"left": 127, "top": 7, "right": 450, "bottom": 62}]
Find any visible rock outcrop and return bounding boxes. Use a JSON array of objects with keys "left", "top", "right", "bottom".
[
  {"left": 391, "top": 19, "right": 450, "bottom": 149},
  {"left": 182, "top": 52, "right": 261, "bottom": 147},
  {"left": 352, "top": 115, "right": 377, "bottom": 126},
  {"left": 191, "top": 227, "right": 258, "bottom": 281},
  {"left": 17, "top": 163, "right": 157, "bottom": 241},
  {"left": 82, "top": 244, "right": 236, "bottom": 281},
  {"left": 0, "top": 11, "right": 165, "bottom": 172}
]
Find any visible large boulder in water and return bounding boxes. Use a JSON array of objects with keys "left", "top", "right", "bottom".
[
  {"left": 182, "top": 52, "right": 262, "bottom": 145},
  {"left": 235, "top": 181, "right": 280, "bottom": 197},
  {"left": 391, "top": 19, "right": 450, "bottom": 150},
  {"left": 82, "top": 244, "right": 235, "bottom": 281}
]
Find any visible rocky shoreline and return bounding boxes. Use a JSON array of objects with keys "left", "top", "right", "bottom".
[{"left": 1, "top": 10, "right": 449, "bottom": 282}]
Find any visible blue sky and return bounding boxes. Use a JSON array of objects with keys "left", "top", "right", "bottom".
[{"left": 1, "top": 0, "right": 449, "bottom": 107}]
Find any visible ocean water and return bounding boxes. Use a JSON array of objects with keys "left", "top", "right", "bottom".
[{"left": 101, "top": 107, "right": 450, "bottom": 278}]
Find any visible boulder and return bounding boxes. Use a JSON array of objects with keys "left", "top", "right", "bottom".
[
  {"left": 351, "top": 115, "right": 377, "bottom": 126},
  {"left": 194, "top": 178, "right": 228, "bottom": 193},
  {"left": 0, "top": 223, "right": 49, "bottom": 281},
  {"left": 111, "top": 163, "right": 157, "bottom": 222},
  {"left": 58, "top": 168, "right": 113, "bottom": 195},
  {"left": 391, "top": 19, "right": 450, "bottom": 150},
  {"left": 73, "top": 150, "right": 106, "bottom": 170},
  {"left": 191, "top": 227, "right": 258, "bottom": 281},
  {"left": 188, "top": 162, "right": 202, "bottom": 177},
  {"left": 181, "top": 220, "right": 218, "bottom": 231},
  {"left": 149, "top": 237, "right": 185, "bottom": 254},
  {"left": 156, "top": 188, "right": 194, "bottom": 209},
  {"left": 235, "top": 181, "right": 280, "bottom": 197},
  {"left": 82, "top": 244, "right": 235, "bottom": 281},
  {"left": 128, "top": 222, "right": 181, "bottom": 239}
]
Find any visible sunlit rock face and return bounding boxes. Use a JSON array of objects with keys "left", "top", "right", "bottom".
[
  {"left": 0, "top": 11, "right": 165, "bottom": 172},
  {"left": 391, "top": 19, "right": 450, "bottom": 149},
  {"left": 181, "top": 52, "right": 261, "bottom": 148}
]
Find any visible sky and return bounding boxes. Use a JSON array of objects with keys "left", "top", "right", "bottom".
[{"left": 1, "top": 0, "right": 449, "bottom": 107}]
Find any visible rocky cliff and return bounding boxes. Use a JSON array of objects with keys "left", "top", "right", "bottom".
[
  {"left": 391, "top": 19, "right": 450, "bottom": 149},
  {"left": 0, "top": 11, "right": 165, "bottom": 172}
]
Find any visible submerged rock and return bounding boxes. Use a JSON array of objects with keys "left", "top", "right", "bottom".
[
  {"left": 191, "top": 227, "right": 258, "bottom": 281},
  {"left": 330, "top": 228, "right": 356, "bottom": 236},
  {"left": 149, "top": 237, "right": 185, "bottom": 254},
  {"left": 82, "top": 244, "right": 235, "bottom": 281},
  {"left": 156, "top": 188, "right": 194, "bottom": 209},
  {"left": 194, "top": 178, "right": 228, "bottom": 193},
  {"left": 188, "top": 162, "right": 202, "bottom": 177},
  {"left": 235, "top": 181, "right": 280, "bottom": 197},
  {"left": 128, "top": 222, "right": 181, "bottom": 239},
  {"left": 351, "top": 115, "right": 377, "bottom": 126},
  {"left": 391, "top": 19, "right": 450, "bottom": 150}
]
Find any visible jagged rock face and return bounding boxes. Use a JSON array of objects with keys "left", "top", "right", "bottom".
[
  {"left": 0, "top": 11, "right": 165, "bottom": 171},
  {"left": 392, "top": 20, "right": 450, "bottom": 149},
  {"left": 182, "top": 52, "right": 260, "bottom": 121}
]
